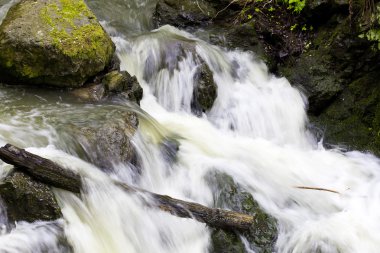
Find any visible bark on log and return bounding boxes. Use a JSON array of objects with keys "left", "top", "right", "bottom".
[{"left": 0, "top": 144, "right": 254, "bottom": 231}]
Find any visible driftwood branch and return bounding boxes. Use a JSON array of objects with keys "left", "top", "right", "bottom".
[{"left": 0, "top": 144, "right": 254, "bottom": 231}]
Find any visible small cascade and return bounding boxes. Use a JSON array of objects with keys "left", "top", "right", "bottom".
[{"left": 0, "top": 0, "right": 380, "bottom": 252}]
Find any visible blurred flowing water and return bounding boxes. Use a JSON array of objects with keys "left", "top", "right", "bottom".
[{"left": 1, "top": 0, "right": 380, "bottom": 252}]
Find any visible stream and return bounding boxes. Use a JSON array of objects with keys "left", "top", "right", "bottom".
[{"left": 1, "top": 0, "right": 380, "bottom": 252}]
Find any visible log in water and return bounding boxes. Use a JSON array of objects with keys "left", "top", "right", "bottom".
[{"left": 0, "top": 144, "right": 254, "bottom": 231}]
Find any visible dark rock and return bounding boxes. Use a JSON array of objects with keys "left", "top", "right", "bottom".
[
  {"left": 279, "top": 14, "right": 379, "bottom": 114},
  {"left": 207, "top": 172, "right": 277, "bottom": 253},
  {"left": 279, "top": 50, "right": 343, "bottom": 114},
  {"left": 311, "top": 71, "right": 380, "bottom": 156},
  {"left": 0, "top": 171, "right": 62, "bottom": 223},
  {"left": 153, "top": 0, "right": 216, "bottom": 28},
  {"left": 211, "top": 229, "right": 245, "bottom": 253},
  {"left": 208, "top": 21, "right": 273, "bottom": 69},
  {"left": 192, "top": 63, "right": 217, "bottom": 113},
  {"left": 142, "top": 36, "right": 217, "bottom": 112},
  {"left": 0, "top": 0, "right": 115, "bottom": 87}
]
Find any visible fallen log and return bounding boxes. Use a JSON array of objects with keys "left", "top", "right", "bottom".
[{"left": 0, "top": 144, "right": 254, "bottom": 231}]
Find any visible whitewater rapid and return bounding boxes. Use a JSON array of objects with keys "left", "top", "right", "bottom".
[{"left": 1, "top": 1, "right": 380, "bottom": 253}]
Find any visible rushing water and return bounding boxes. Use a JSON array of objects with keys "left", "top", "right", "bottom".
[{"left": 1, "top": 0, "right": 380, "bottom": 252}]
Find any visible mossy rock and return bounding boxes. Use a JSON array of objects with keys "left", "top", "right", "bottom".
[
  {"left": 311, "top": 71, "right": 380, "bottom": 155},
  {"left": 0, "top": 171, "right": 62, "bottom": 223},
  {"left": 207, "top": 172, "right": 277, "bottom": 253},
  {"left": 102, "top": 70, "right": 143, "bottom": 104},
  {"left": 0, "top": 0, "right": 115, "bottom": 87}
]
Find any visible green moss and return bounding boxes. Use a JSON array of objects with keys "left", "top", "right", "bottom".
[
  {"left": 21, "top": 65, "right": 39, "bottom": 78},
  {"left": 313, "top": 71, "right": 380, "bottom": 156},
  {"left": 39, "top": 0, "right": 112, "bottom": 60}
]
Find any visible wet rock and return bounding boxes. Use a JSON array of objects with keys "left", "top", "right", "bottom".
[
  {"left": 143, "top": 37, "right": 217, "bottom": 112},
  {"left": 71, "top": 83, "right": 106, "bottom": 102},
  {"left": 0, "top": 0, "right": 115, "bottom": 87},
  {"left": 0, "top": 171, "right": 62, "bottom": 223},
  {"left": 311, "top": 71, "right": 380, "bottom": 156},
  {"left": 207, "top": 172, "right": 277, "bottom": 253},
  {"left": 102, "top": 70, "right": 143, "bottom": 104},
  {"left": 153, "top": 0, "right": 216, "bottom": 28},
  {"left": 279, "top": 49, "right": 343, "bottom": 114},
  {"left": 279, "top": 15, "right": 379, "bottom": 114},
  {"left": 192, "top": 63, "right": 217, "bottom": 113},
  {"left": 211, "top": 229, "right": 245, "bottom": 253},
  {"left": 208, "top": 21, "right": 273, "bottom": 69},
  {"left": 65, "top": 111, "right": 138, "bottom": 169},
  {"left": 71, "top": 70, "right": 143, "bottom": 104}
]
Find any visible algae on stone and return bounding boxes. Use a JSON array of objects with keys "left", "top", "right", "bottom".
[
  {"left": 311, "top": 71, "right": 380, "bottom": 156},
  {"left": 0, "top": 171, "right": 62, "bottom": 223},
  {"left": 0, "top": 0, "right": 115, "bottom": 87},
  {"left": 207, "top": 172, "right": 277, "bottom": 253}
]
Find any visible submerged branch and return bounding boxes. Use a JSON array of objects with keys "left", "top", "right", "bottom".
[{"left": 0, "top": 144, "right": 254, "bottom": 231}]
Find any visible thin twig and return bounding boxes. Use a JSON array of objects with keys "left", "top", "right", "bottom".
[
  {"left": 196, "top": 0, "right": 206, "bottom": 15},
  {"left": 294, "top": 186, "right": 340, "bottom": 194},
  {"left": 213, "top": 0, "right": 238, "bottom": 20}
]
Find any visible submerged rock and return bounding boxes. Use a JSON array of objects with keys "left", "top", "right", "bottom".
[
  {"left": 0, "top": 0, "right": 115, "bottom": 87},
  {"left": 71, "top": 83, "right": 106, "bottom": 102},
  {"left": 153, "top": 0, "right": 216, "bottom": 28},
  {"left": 207, "top": 172, "right": 277, "bottom": 253},
  {"left": 64, "top": 111, "right": 138, "bottom": 169},
  {"left": 0, "top": 171, "right": 62, "bottom": 223}
]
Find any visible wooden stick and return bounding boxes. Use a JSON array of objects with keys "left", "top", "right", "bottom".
[
  {"left": 294, "top": 186, "right": 340, "bottom": 194},
  {"left": 0, "top": 144, "right": 254, "bottom": 231}
]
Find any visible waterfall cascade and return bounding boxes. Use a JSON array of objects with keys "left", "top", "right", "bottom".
[{"left": 0, "top": 1, "right": 379, "bottom": 252}]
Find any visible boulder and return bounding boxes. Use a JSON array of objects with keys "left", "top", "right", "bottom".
[
  {"left": 153, "top": 0, "right": 216, "bottom": 28},
  {"left": 0, "top": 0, "right": 115, "bottom": 87},
  {"left": 207, "top": 172, "right": 277, "bottom": 253},
  {"left": 311, "top": 71, "right": 380, "bottom": 156},
  {"left": 279, "top": 14, "right": 379, "bottom": 114},
  {"left": 0, "top": 170, "right": 62, "bottom": 223},
  {"left": 63, "top": 111, "right": 138, "bottom": 169}
]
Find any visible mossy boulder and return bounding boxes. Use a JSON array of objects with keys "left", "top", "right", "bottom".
[
  {"left": 311, "top": 71, "right": 380, "bottom": 156},
  {"left": 0, "top": 0, "right": 115, "bottom": 87},
  {"left": 207, "top": 172, "right": 277, "bottom": 253},
  {"left": 279, "top": 14, "right": 379, "bottom": 114},
  {"left": 0, "top": 171, "right": 62, "bottom": 223}
]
